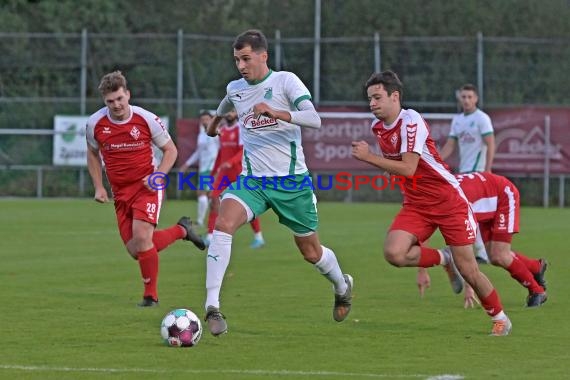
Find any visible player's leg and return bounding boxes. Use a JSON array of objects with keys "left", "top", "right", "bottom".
[
  {"left": 204, "top": 191, "right": 222, "bottom": 246},
  {"left": 131, "top": 218, "right": 159, "bottom": 306},
  {"left": 450, "top": 244, "right": 511, "bottom": 335},
  {"left": 204, "top": 177, "right": 268, "bottom": 335},
  {"left": 268, "top": 175, "right": 352, "bottom": 321},
  {"left": 439, "top": 198, "right": 511, "bottom": 335},
  {"left": 294, "top": 232, "right": 353, "bottom": 321},
  {"left": 473, "top": 227, "right": 490, "bottom": 264},
  {"left": 488, "top": 239, "right": 547, "bottom": 307},
  {"left": 129, "top": 190, "right": 166, "bottom": 306},
  {"left": 196, "top": 189, "right": 209, "bottom": 227},
  {"left": 384, "top": 208, "right": 444, "bottom": 268},
  {"left": 512, "top": 251, "right": 548, "bottom": 290},
  {"left": 249, "top": 218, "right": 265, "bottom": 248}
]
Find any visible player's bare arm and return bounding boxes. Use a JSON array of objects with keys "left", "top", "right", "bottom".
[
  {"left": 86, "top": 145, "right": 109, "bottom": 203},
  {"left": 483, "top": 134, "right": 495, "bottom": 172},
  {"left": 143, "top": 140, "right": 177, "bottom": 191},
  {"left": 439, "top": 137, "right": 457, "bottom": 161},
  {"left": 351, "top": 141, "right": 420, "bottom": 177},
  {"left": 207, "top": 115, "right": 225, "bottom": 137}
]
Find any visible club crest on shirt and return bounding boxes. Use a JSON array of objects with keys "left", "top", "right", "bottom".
[
  {"left": 390, "top": 132, "right": 398, "bottom": 148},
  {"left": 130, "top": 126, "right": 141, "bottom": 140},
  {"left": 264, "top": 87, "right": 273, "bottom": 100}
]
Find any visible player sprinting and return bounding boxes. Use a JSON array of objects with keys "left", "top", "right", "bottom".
[
  {"left": 417, "top": 172, "right": 548, "bottom": 308},
  {"left": 86, "top": 71, "right": 205, "bottom": 307},
  {"left": 204, "top": 108, "right": 265, "bottom": 249},
  {"left": 202, "top": 29, "right": 353, "bottom": 336},
  {"left": 179, "top": 110, "right": 220, "bottom": 227},
  {"left": 351, "top": 70, "right": 512, "bottom": 336}
]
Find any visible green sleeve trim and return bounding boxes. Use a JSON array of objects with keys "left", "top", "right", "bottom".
[
  {"left": 293, "top": 95, "right": 311, "bottom": 110},
  {"left": 481, "top": 132, "right": 494, "bottom": 137}
]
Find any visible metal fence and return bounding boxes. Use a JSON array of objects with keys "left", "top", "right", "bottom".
[{"left": 1, "top": 30, "right": 570, "bottom": 124}]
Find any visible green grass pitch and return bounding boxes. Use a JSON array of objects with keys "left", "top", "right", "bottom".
[{"left": 1, "top": 199, "right": 568, "bottom": 379}]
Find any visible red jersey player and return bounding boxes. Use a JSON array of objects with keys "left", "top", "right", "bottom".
[
  {"left": 86, "top": 71, "right": 205, "bottom": 307},
  {"left": 418, "top": 172, "right": 548, "bottom": 308},
  {"left": 351, "top": 70, "right": 511, "bottom": 336},
  {"left": 204, "top": 109, "right": 265, "bottom": 248}
]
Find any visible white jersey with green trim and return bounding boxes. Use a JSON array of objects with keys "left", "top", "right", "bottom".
[
  {"left": 449, "top": 108, "right": 494, "bottom": 173},
  {"left": 223, "top": 70, "right": 313, "bottom": 177}
]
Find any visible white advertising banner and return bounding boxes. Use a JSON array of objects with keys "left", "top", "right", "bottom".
[
  {"left": 53, "top": 116, "right": 89, "bottom": 166},
  {"left": 53, "top": 115, "right": 169, "bottom": 166}
]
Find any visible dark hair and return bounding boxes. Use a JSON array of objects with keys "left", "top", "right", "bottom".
[
  {"left": 233, "top": 29, "right": 268, "bottom": 52},
  {"left": 98, "top": 70, "right": 127, "bottom": 95},
  {"left": 199, "top": 109, "right": 213, "bottom": 117},
  {"left": 460, "top": 83, "right": 478, "bottom": 95},
  {"left": 364, "top": 70, "right": 403, "bottom": 101}
]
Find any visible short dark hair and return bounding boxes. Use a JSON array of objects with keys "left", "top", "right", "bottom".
[
  {"left": 460, "top": 83, "right": 478, "bottom": 95},
  {"left": 364, "top": 70, "right": 403, "bottom": 101},
  {"left": 233, "top": 29, "right": 268, "bottom": 52},
  {"left": 98, "top": 70, "right": 127, "bottom": 96},
  {"left": 199, "top": 109, "right": 213, "bottom": 117}
]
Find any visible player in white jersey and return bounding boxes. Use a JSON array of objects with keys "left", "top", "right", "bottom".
[
  {"left": 201, "top": 29, "right": 353, "bottom": 336},
  {"left": 440, "top": 84, "right": 495, "bottom": 173},
  {"left": 440, "top": 84, "right": 495, "bottom": 264},
  {"left": 179, "top": 110, "right": 220, "bottom": 226}
]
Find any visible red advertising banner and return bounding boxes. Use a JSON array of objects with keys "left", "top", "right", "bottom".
[
  {"left": 488, "top": 108, "right": 570, "bottom": 174},
  {"left": 176, "top": 119, "right": 200, "bottom": 168},
  {"left": 176, "top": 107, "right": 570, "bottom": 174}
]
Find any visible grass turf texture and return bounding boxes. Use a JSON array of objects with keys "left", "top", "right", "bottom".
[{"left": 1, "top": 199, "right": 568, "bottom": 379}]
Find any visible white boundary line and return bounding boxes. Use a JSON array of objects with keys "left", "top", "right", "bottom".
[{"left": 0, "top": 365, "right": 464, "bottom": 379}]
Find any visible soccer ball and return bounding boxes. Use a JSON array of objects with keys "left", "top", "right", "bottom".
[{"left": 160, "top": 308, "right": 203, "bottom": 347}]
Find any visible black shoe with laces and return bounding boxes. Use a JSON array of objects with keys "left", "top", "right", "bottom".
[
  {"left": 137, "top": 296, "right": 159, "bottom": 307},
  {"left": 204, "top": 306, "right": 228, "bottom": 336},
  {"left": 177, "top": 216, "right": 206, "bottom": 250},
  {"left": 527, "top": 292, "right": 547, "bottom": 307}
]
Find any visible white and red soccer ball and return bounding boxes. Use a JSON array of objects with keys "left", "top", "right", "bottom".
[{"left": 160, "top": 308, "right": 202, "bottom": 347}]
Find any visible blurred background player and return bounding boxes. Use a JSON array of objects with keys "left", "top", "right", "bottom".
[
  {"left": 204, "top": 109, "right": 265, "bottom": 249},
  {"left": 203, "top": 29, "right": 353, "bottom": 336},
  {"left": 417, "top": 172, "right": 548, "bottom": 308},
  {"left": 86, "top": 70, "right": 205, "bottom": 307},
  {"left": 439, "top": 83, "right": 495, "bottom": 264},
  {"left": 179, "top": 110, "right": 220, "bottom": 227},
  {"left": 352, "top": 70, "right": 511, "bottom": 336}
]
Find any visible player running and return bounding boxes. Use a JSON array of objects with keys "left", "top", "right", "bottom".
[{"left": 352, "top": 70, "right": 512, "bottom": 336}]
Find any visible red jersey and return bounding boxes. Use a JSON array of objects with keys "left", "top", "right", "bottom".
[
  {"left": 211, "top": 122, "right": 243, "bottom": 175},
  {"left": 372, "top": 109, "right": 461, "bottom": 207},
  {"left": 456, "top": 172, "right": 517, "bottom": 223},
  {"left": 86, "top": 105, "right": 170, "bottom": 188}
]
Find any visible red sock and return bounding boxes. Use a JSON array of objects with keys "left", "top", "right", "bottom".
[
  {"left": 418, "top": 247, "right": 441, "bottom": 268},
  {"left": 507, "top": 257, "right": 543, "bottom": 293},
  {"left": 138, "top": 247, "right": 159, "bottom": 300},
  {"left": 250, "top": 218, "right": 261, "bottom": 233},
  {"left": 512, "top": 251, "right": 541, "bottom": 274},
  {"left": 479, "top": 289, "right": 504, "bottom": 317},
  {"left": 207, "top": 210, "right": 217, "bottom": 234},
  {"left": 153, "top": 225, "right": 185, "bottom": 252}
]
